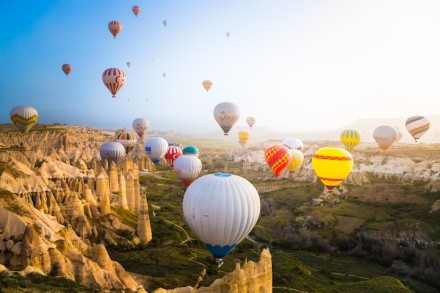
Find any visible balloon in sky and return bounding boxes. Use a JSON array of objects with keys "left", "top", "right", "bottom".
[
  {"left": 132, "top": 118, "right": 149, "bottom": 138},
  {"left": 246, "top": 117, "right": 256, "bottom": 128},
  {"left": 132, "top": 5, "right": 141, "bottom": 17},
  {"left": 108, "top": 21, "right": 122, "bottom": 38},
  {"left": 117, "top": 132, "right": 137, "bottom": 154},
  {"left": 202, "top": 80, "right": 213, "bottom": 92},
  {"left": 264, "top": 145, "right": 290, "bottom": 177},
  {"left": 61, "top": 64, "right": 72, "bottom": 76},
  {"left": 165, "top": 145, "right": 183, "bottom": 168},
  {"left": 162, "top": 73, "right": 166, "bottom": 78},
  {"left": 102, "top": 68, "right": 126, "bottom": 98},
  {"left": 174, "top": 155, "right": 202, "bottom": 187},
  {"left": 340, "top": 129, "right": 361, "bottom": 151},
  {"left": 10, "top": 106, "right": 38, "bottom": 133},
  {"left": 145, "top": 137, "right": 168, "bottom": 164},
  {"left": 213, "top": 102, "right": 240, "bottom": 135},
  {"left": 100, "top": 142, "right": 126, "bottom": 163},
  {"left": 226, "top": 32, "right": 230, "bottom": 38},
  {"left": 163, "top": 20, "right": 167, "bottom": 27},
  {"left": 282, "top": 138, "right": 304, "bottom": 151},
  {"left": 405, "top": 116, "right": 430, "bottom": 142},
  {"left": 287, "top": 149, "right": 304, "bottom": 173},
  {"left": 238, "top": 130, "right": 250, "bottom": 147},
  {"left": 183, "top": 146, "right": 199, "bottom": 157},
  {"left": 394, "top": 126, "right": 403, "bottom": 143},
  {"left": 373, "top": 126, "right": 397, "bottom": 151},
  {"left": 183, "top": 173, "right": 260, "bottom": 259},
  {"left": 126, "top": 62, "right": 131, "bottom": 68},
  {"left": 312, "top": 147, "right": 353, "bottom": 191}
]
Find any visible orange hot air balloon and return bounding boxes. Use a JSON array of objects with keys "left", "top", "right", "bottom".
[
  {"left": 264, "top": 145, "right": 290, "bottom": 177},
  {"left": 108, "top": 21, "right": 122, "bottom": 38},
  {"left": 62, "top": 64, "right": 72, "bottom": 76},
  {"left": 132, "top": 5, "right": 141, "bottom": 17},
  {"left": 102, "top": 68, "right": 126, "bottom": 98}
]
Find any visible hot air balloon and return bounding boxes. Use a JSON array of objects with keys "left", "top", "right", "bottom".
[
  {"left": 108, "top": 21, "right": 122, "bottom": 38},
  {"left": 246, "top": 117, "right": 256, "bottom": 128},
  {"left": 62, "top": 64, "right": 72, "bottom": 76},
  {"left": 102, "top": 68, "right": 126, "bottom": 98},
  {"left": 373, "top": 126, "right": 397, "bottom": 151},
  {"left": 126, "top": 62, "right": 131, "bottom": 68},
  {"left": 165, "top": 145, "right": 183, "bottom": 168},
  {"left": 287, "top": 149, "right": 304, "bottom": 173},
  {"left": 213, "top": 102, "right": 240, "bottom": 135},
  {"left": 202, "top": 80, "right": 213, "bottom": 92},
  {"left": 162, "top": 73, "right": 167, "bottom": 78},
  {"left": 264, "top": 145, "right": 290, "bottom": 177},
  {"left": 183, "top": 173, "right": 260, "bottom": 260},
  {"left": 312, "top": 147, "right": 353, "bottom": 191},
  {"left": 394, "top": 126, "right": 403, "bottom": 143},
  {"left": 100, "top": 142, "right": 126, "bottom": 163},
  {"left": 132, "top": 118, "right": 149, "bottom": 138},
  {"left": 163, "top": 20, "right": 167, "bottom": 27},
  {"left": 183, "top": 146, "right": 199, "bottom": 157},
  {"left": 340, "top": 129, "right": 361, "bottom": 151},
  {"left": 282, "top": 138, "right": 304, "bottom": 151},
  {"left": 174, "top": 155, "right": 202, "bottom": 186},
  {"left": 406, "top": 116, "right": 430, "bottom": 142},
  {"left": 238, "top": 130, "right": 250, "bottom": 147},
  {"left": 117, "top": 131, "right": 138, "bottom": 154},
  {"left": 10, "top": 106, "right": 38, "bottom": 133},
  {"left": 226, "top": 32, "right": 230, "bottom": 38},
  {"left": 145, "top": 137, "right": 168, "bottom": 164},
  {"left": 132, "top": 5, "right": 141, "bottom": 17}
]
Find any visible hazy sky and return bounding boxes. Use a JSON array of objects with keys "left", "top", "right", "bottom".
[{"left": 1, "top": 0, "right": 440, "bottom": 134}]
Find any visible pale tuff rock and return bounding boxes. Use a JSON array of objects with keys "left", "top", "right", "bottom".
[
  {"left": 96, "top": 167, "right": 109, "bottom": 201},
  {"left": 126, "top": 170, "right": 136, "bottom": 213},
  {"left": 101, "top": 183, "right": 111, "bottom": 216},
  {"left": 82, "top": 184, "right": 96, "bottom": 205},
  {"left": 109, "top": 161, "right": 119, "bottom": 193},
  {"left": 134, "top": 179, "right": 140, "bottom": 214},
  {"left": 118, "top": 173, "right": 129, "bottom": 210},
  {"left": 0, "top": 203, "right": 27, "bottom": 239},
  {"left": 137, "top": 194, "right": 152, "bottom": 244},
  {"left": 103, "top": 159, "right": 109, "bottom": 171}
]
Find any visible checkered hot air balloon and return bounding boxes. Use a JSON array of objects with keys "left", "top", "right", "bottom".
[
  {"left": 102, "top": 68, "right": 126, "bottom": 98},
  {"left": 108, "top": 20, "right": 122, "bottom": 38},
  {"left": 213, "top": 102, "right": 240, "bottom": 135},
  {"left": 340, "top": 129, "right": 361, "bottom": 151},
  {"left": 406, "top": 116, "right": 430, "bottom": 143},
  {"left": 264, "top": 145, "right": 290, "bottom": 177}
]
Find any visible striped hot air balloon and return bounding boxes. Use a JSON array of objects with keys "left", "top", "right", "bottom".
[
  {"left": 287, "top": 149, "right": 304, "bottom": 173},
  {"left": 132, "top": 5, "right": 141, "bottom": 17},
  {"left": 238, "top": 130, "right": 250, "bottom": 147},
  {"left": 374, "top": 126, "right": 397, "bottom": 151},
  {"left": 165, "top": 145, "right": 183, "bottom": 168},
  {"left": 340, "top": 129, "right": 361, "bottom": 151},
  {"left": 264, "top": 145, "right": 291, "bottom": 177},
  {"left": 405, "top": 116, "right": 430, "bottom": 142},
  {"left": 62, "top": 64, "right": 72, "bottom": 76},
  {"left": 108, "top": 20, "right": 122, "bottom": 38},
  {"left": 213, "top": 102, "right": 240, "bottom": 135},
  {"left": 183, "top": 146, "right": 199, "bottom": 157},
  {"left": 174, "top": 155, "right": 202, "bottom": 186},
  {"left": 102, "top": 68, "right": 126, "bottom": 98},
  {"left": 117, "top": 131, "right": 137, "bottom": 154},
  {"left": 312, "top": 147, "right": 353, "bottom": 191},
  {"left": 10, "top": 106, "right": 38, "bottom": 133},
  {"left": 100, "top": 142, "right": 126, "bottom": 163}
]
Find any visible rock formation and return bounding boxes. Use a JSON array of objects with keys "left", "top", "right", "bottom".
[{"left": 137, "top": 194, "right": 152, "bottom": 244}]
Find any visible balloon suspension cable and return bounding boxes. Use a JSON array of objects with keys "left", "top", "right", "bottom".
[
  {"left": 224, "top": 133, "right": 228, "bottom": 136},
  {"left": 112, "top": 95, "right": 116, "bottom": 98}
]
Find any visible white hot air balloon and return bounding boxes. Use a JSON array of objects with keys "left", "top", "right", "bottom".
[
  {"left": 10, "top": 106, "right": 38, "bottom": 133},
  {"left": 126, "top": 62, "right": 131, "bottom": 68},
  {"left": 99, "top": 142, "right": 126, "bottom": 163},
  {"left": 132, "top": 118, "right": 149, "bottom": 138},
  {"left": 183, "top": 173, "right": 260, "bottom": 261},
  {"left": 282, "top": 138, "right": 304, "bottom": 151},
  {"left": 173, "top": 155, "right": 202, "bottom": 187},
  {"left": 213, "top": 102, "right": 240, "bottom": 135},
  {"left": 145, "top": 137, "right": 168, "bottom": 164},
  {"left": 373, "top": 126, "right": 397, "bottom": 151}
]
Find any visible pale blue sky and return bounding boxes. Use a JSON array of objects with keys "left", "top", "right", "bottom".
[{"left": 1, "top": 0, "right": 440, "bottom": 134}]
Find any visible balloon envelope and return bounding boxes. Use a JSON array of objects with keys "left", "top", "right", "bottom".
[
  {"left": 373, "top": 126, "right": 397, "bottom": 151},
  {"left": 246, "top": 117, "right": 256, "bottom": 128},
  {"left": 174, "top": 155, "right": 202, "bottom": 186},
  {"left": 394, "top": 126, "right": 403, "bottom": 143},
  {"left": 202, "top": 80, "right": 213, "bottom": 92},
  {"left": 238, "top": 130, "right": 250, "bottom": 147},
  {"left": 126, "top": 62, "right": 131, "bottom": 68},
  {"left": 102, "top": 68, "right": 126, "bottom": 98},
  {"left": 282, "top": 138, "right": 304, "bottom": 151},
  {"left": 108, "top": 20, "right": 122, "bottom": 38},
  {"left": 406, "top": 116, "right": 430, "bottom": 142},
  {"left": 264, "top": 145, "right": 290, "bottom": 177},
  {"left": 163, "top": 20, "right": 167, "bottom": 27},
  {"left": 100, "top": 142, "right": 126, "bottom": 163},
  {"left": 287, "top": 149, "right": 304, "bottom": 173},
  {"left": 145, "top": 137, "right": 168, "bottom": 164},
  {"left": 213, "top": 102, "right": 240, "bottom": 135},
  {"left": 132, "top": 5, "right": 141, "bottom": 17},
  {"left": 182, "top": 146, "right": 199, "bottom": 157},
  {"left": 226, "top": 32, "right": 230, "bottom": 38},
  {"left": 10, "top": 106, "right": 38, "bottom": 133},
  {"left": 117, "top": 132, "right": 137, "bottom": 154},
  {"left": 62, "top": 64, "right": 72, "bottom": 76},
  {"left": 132, "top": 118, "right": 149, "bottom": 137},
  {"left": 183, "top": 173, "right": 260, "bottom": 258},
  {"left": 165, "top": 145, "right": 183, "bottom": 168},
  {"left": 340, "top": 129, "right": 361, "bottom": 151}
]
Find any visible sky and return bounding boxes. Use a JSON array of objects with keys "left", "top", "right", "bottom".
[{"left": 1, "top": 0, "right": 440, "bottom": 134}]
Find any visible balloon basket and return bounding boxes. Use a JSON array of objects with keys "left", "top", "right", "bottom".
[{"left": 214, "top": 258, "right": 224, "bottom": 268}]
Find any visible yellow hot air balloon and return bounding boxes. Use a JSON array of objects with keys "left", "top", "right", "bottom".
[
  {"left": 312, "top": 147, "right": 353, "bottom": 191},
  {"left": 340, "top": 129, "right": 361, "bottom": 151},
  {"left": 202, "top": 80, "right": 213, "bottom": 92},
  {"left": 287, "top": 149, "right": 304, "bottom": 173},
  {"left": 238, "top": 130, "right": 250, "bottom": 147}
]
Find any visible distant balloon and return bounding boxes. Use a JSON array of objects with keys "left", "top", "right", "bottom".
[
  {"left": 264, "top": 145, "right": 290, "bottom": 177},
  {"left": 10, "top": 106, "right": 38, "bottom": 133},
  {"left": 238, "top": 130, "right": 250, "bottom": 147},
  {"left": 126, "top": 62, "right": 131, "bottom": 68},
  {"left": 108, "top": 20, "right": 122, "bottom": 38},
  {"left": 165, "top": 145, "right": 183, "bottom": 168},
  {"left": 246, "top": 117, "right": 256, "bottom": 128},
  {"left": 132, "top": 5, "right": 141, "bottom": 17},
  {"left": 117, "top": 132, "right": 137, "bottom": 154},
  {"left": 312, "top": 147, "right": 353, "bottom": 191},
  {"left": 183, "top": 173, "right": 260, "bottom": 259},
  {"left": 132, "top": 118, "right": 149, "bottom": 138},
  {"left": 182, "top": 146, "right": 199, "bottom": 157},
  {"left": 406, "top": 116, "right": 430, "bottom": 142},
  {"left": 61, "top": 64, "right": 72, "bottom": 76},
  {"left": 163, "top": 20, "right": 167, "bottom": 27},
  {"left": 100, "top": 142, "right": 126, "bottom": 163},
  {"left": 145, "top": 137, "right": 168, "bottom": 164},
  {"left": 287, "top": 149, "right": 304, "bottom": 173},
  {"left": 226, "top": 32, "right": 230, "bottom": 38},
  {"left": 202, "top": 80, "right": 213, "bottom": 92},
  {"left": 174, "top": 155, "right": 202, "bottom": 186},
  {"left": 102, "top": 68, "right": 126, "bottom": 98},
  {"left": 373, "top": 126, "right": 397, "bottom": 151},
  {"left": 394, "top": 126, "right": 403, "bottom": 143},
  {"left": 162, "top": 73, "right": 166, "bottom": 78},
  {"left": 213, "top": 102, "right": 240, "bottom": 135},
  {"left": 340, "top": 129, "right": 361, "bottom": 151},
  {"left": 282, "top": 138, "right": 304, "bottom": 151}
]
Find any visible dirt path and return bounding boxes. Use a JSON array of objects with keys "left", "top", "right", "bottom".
[
  {"left": 273, "top": 287, "right": 310, "bottom": 293},
  {"left": 156, "top": 216, "right": 191, "bottom": 244}
]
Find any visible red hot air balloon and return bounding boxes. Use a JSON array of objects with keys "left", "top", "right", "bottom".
[
  {"left": 132, "top": 5, "right": 141, "bottom": 17},
  {"left": 108, "top": 21, "right": 122, "bottom": 38},
  {"left": 264, "top": 145, "right": 291, "bottom": 177},
  {"left": 62, "top": 64, "right": 72, "bottom": 76},
  {"left": 165, "top": 145, "right": 183, "bottom": 168},
  {"left": 102, "top": 68, "right": 126, "bottom": 98}
]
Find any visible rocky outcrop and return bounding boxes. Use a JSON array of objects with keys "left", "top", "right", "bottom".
[{"left": 137, "top": 194, "right": 152, "bottom": 244}]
